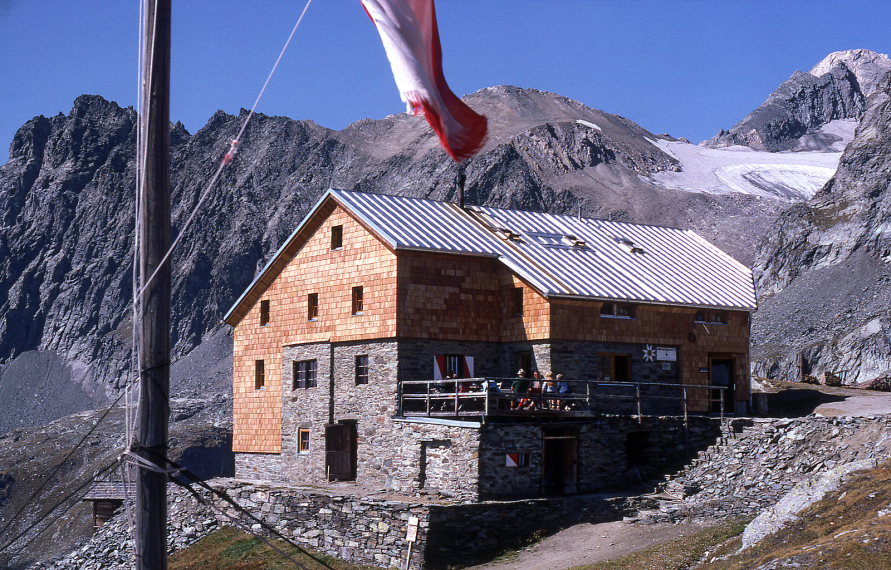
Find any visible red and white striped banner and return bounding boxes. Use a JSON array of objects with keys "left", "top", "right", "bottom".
[{"left": 362, "top": 0, "right": 488, "bottom": 162}]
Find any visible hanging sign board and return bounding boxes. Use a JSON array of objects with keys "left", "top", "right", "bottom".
[
  {"left": 406, "top": 516, "right": 419, "bottom": 542},
  {"left": 656, "top": 347, "right": 677, "bottom": 361}
]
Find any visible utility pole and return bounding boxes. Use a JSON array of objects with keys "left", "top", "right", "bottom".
[{"left": 135, "top": 0, "right": 171, "bottom": 568}]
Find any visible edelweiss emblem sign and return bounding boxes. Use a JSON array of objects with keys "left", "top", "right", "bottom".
[{"left": 643, "top": 344, "right": 656, "bottom": 362}]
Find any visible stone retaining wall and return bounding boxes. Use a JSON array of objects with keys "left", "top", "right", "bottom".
[
  {"left": 642, "top": 416, "right": 891, "bottom": 523},
  {"left": 39, "top": 478, "right": 632, "bottom": 570}
]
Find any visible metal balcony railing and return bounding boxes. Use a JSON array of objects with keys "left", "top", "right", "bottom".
[{"left": 398, "top": 378, "right": 729, "bottom": 423}]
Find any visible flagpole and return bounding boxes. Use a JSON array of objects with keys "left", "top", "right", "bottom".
[{"left": 135, "top": 0, "right": 171, "bottom": 568}]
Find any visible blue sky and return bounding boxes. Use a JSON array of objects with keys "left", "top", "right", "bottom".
[{"left": 1, "top": 1, "right": 890, "bottom": 164}]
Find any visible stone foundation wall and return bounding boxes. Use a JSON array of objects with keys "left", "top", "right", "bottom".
[
  {"left": 477, "top": 416, "right": 731, "bottom": 499},
  {"left": 44, "top": 479, "right": 631, "bottom": 570}
]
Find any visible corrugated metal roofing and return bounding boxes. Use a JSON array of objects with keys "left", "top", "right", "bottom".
[
  {"left": 331, "top": 189, "right": 756, "bottom": 310},
  {"left": 225, "top": 188, "right": 756, "bottom": 323}
]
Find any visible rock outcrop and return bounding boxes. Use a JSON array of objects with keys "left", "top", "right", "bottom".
[
  {"left": 704, "top": 49, "right": 891, "bottom": 152},
  {"left": 752, "top": 70, "right": 891, "bottom": 383}
]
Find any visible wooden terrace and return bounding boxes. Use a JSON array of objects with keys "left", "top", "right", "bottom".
[{"left": 398, "top": 378, "right": 729, "bottom": 422}]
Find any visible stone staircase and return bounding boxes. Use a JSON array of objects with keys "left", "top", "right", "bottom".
[{"left": 633, "top": 418, "right": 773, "bottom": 522}]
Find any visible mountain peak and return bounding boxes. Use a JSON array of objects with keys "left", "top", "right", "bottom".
[{"left": 809, "top": 49, "right": 891, "bottom": 97}]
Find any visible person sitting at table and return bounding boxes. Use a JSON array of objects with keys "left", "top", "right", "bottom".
[
  {"left": 543, "top": 372, "right": 558, "bottom": 409},
  {"left": 511, "top": 369, "right": 529, "bottom": 409},
  {"left": 556, "top": 373, "right": 574, "bottom": 410}
]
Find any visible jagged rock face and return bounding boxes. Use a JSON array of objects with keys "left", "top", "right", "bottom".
[
  {"left": 0, "top": 86, "right": 783, "bottom": 433},
  {"left": 704, "top": 49, "right": 891, "bottom": 152},
  {"left": 752, "top": 71, "right": 891, "bottom": 383},
  {"left": 810, "top": 49, "right": 891, "bottom": 97}
]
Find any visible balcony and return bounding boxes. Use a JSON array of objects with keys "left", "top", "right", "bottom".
[{"left": 398, "top": 378, "right": 730, "bottom": 422}]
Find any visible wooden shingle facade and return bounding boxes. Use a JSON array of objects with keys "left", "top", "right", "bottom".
[{"left": 224, "top": 189, "right": 756, "bottom": 499}]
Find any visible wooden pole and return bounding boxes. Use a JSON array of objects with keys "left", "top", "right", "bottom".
[{"left": 135, "top": 0, "right": 171, "bottom": 568}]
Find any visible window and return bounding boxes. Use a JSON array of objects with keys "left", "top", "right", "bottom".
[
  {"left": 331, "top": 225, "right": 343, "bottom": 250},
  {"left": 355, "top": 355, "right": 369, "bottom": 385},
  {"left": 293, "top": 360, "right": 317, "bottom": 389},
  {"left": 695, "top": 311, "right": 729, "bottom": 324},
  {"left": 517, "top": 351, "right": 533, "bottom": 374},
  {"left": 444, "top": 355, "right": 462, "bottom": 378},
  {"left": 510, "top": 287, "right": 524, "bottom": 316},
  {"left": 600, "top": 302, "right": 635, "bottom": 318},
  {"left": 307, "top": 293, "right": 319, "bottom": 321},
  {"left": 254, "top": 360, "right": 265, "bottom": 389},
  {"left": 297, "top": 428, "right": 310, "bottom": 453},
  {"left": 259, "top": 299, "right": 270, "bottom": 326},
  {"left": 351, "top": 286, "right": 364, "bottom": 315}
]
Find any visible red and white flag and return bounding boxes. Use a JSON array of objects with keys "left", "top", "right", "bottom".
[{"left": 361, "top": 0, "right": 488, "bottom": 162}]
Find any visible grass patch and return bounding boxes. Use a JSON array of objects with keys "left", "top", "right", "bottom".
[
  {"left": 169, "top": 526, "right": 384, "bottom": 570},
  {"left": 699, "top": 461, "right": 891, "bottom": 569},
  {"left": 567, "top": 519, "right": 749, "bottom": 570}
]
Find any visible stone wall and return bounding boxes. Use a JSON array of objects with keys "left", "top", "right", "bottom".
[
  {"left": 476, "top": 416, "right": 732, "bottom": 499},
  {"left": 642, "top": 416, "right": 891, "bottom": 523},
  {"left": 42, "top": 479, "right": 631, "bottom": 570}
]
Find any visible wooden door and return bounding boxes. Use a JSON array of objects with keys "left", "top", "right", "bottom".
[
  {"left": 325, "top": 422, "right": 357, "bottom": 481},
  {"left": 542, "top": 429, "right": 578, "bottom": 495},
  {"left": 709, "top": 357, "right": 735, "bottom": 413}
]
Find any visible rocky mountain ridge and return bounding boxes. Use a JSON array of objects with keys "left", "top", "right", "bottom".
[{"left": 704, "top": 49, "right": 891, "bottom": 152}]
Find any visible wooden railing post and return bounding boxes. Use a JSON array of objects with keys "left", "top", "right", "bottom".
[
  {"left": 635, "top": 384, "right": 642, "bottom": 423},
  {"left": 425, "top": 382, "right": 431, "bottom": 418}
]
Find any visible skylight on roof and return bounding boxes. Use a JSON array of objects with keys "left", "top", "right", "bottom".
[
  {"left": 615, "top": 237, "right": 645, "bottom": 254},
  {"left": 527, "top": 232, "right": 588, "bottom": 249}
]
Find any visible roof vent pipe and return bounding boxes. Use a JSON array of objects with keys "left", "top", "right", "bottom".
[{"left": 456, "top": 170, "right": 466, "bottom": 209}]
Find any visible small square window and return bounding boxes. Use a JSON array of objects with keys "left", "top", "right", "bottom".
[
  {"left": 510, "top": 287, "right": 524, "bottom": 316},
  {"left": 259, "top": 299, "right": 270, "bottom": 326},
  {"left": 355, "top": 355, "right": 369, "bottom": 385},
  {"left": 298, "top": 428, "right": 310, "bottom": 453},
  {"left": 601, "top": 302, "right": 635, "bottom": 319},
  {"left": 307, "top": 293, "right": 319, "bottom": 321},
  {"left": 351, "top": 286, "right": 364, "bottom": 315},
  {"left": 293, "top": 360, "right": 317, "bottom": 389},
  {"left": 331, "top": 225, "right": 343, "bottom": 250},
  {"left": 254, "top": 360, "right": 265, "bottom": 390}
]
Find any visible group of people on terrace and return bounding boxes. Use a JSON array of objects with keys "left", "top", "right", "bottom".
[
  {"left": 508, "top": 369, "right": 574, "bottom": 411},
  {"left": 423, "top": 368, "right": 576, "bottom": 412}
]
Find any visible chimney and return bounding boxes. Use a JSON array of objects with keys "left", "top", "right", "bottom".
[{"left": 456, "top": 170, "right": 466, "bottom": 209}]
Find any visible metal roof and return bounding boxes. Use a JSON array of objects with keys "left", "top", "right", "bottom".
[
  {"left": 225, "top": 189, "right": 756, "bottom": 323},
  {"left": 83, "top": 481, "right": 134, "bottom": 501},
  {"left": 331, "top": 189, "right": 756, "bottom": 310}
]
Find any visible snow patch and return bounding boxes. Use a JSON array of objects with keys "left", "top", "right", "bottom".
[
  {"left": 647, "top": 139, "right": 841, "bottom": 200},
  {"left": 576, "top": 119, "right": 601, "bottom": 131}
]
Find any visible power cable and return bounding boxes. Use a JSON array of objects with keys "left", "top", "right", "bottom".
[
  {"left": 0, "top": 460, "right": 119, "bottom": 555},
  {"left": 0, "top": 392, "right": 126, "bottom": 542}
]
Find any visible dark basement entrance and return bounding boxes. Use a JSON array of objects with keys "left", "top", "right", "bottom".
[
  {"left": 542, "top": 428, "right": 578, "bottom": 495},
  {"left": 325, "top": 421, "right": 357, "bottom": 481}
]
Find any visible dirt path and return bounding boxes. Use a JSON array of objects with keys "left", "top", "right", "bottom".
[
  {"left": 814, "top": 391, "right": 891, "bottom": 416},
  {"left": 468, "top": 519, "right": 711, "bottom": 570}
]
